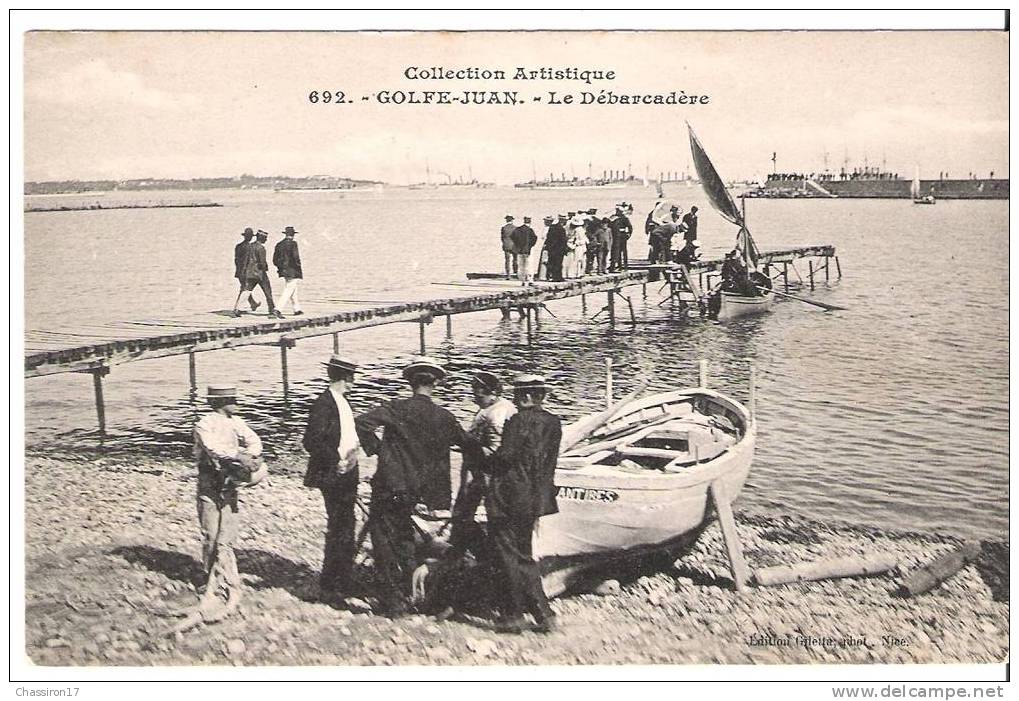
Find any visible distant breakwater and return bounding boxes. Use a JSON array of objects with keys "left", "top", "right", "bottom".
[{"left": 25, "top": 202, "right": 224, "bottom": 213}]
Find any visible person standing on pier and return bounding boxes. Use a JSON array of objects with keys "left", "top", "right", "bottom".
[
  {"left": 681, "top": 206, "right": 699, "bottom": 244},
  {"left": 232, "top": 228, "right": 261, "bottom": 317},
  {"left": 484, "top": 374, "right": 561, "bottom": 634},
  {"left": 583, "top": 209, "right": 600, "bottom": 274},
  {"left": 594, "top": 217, "right": 613, "bottom": 274},
  {"left": 303, "top": 355, "right": 361, "bottom": 608},
  {"left": 355, "top": 357, "right": 478, "bottom": 617},
  {"left": 544, "top": 214, "right": 568, "bottom": 282},
  {"left": 511, "top": 216, "right": 538, "bottom": 285},
  {"left": 501, "top": 215, "right": 518, "bottom": 279},
  {"left": 273, "top": 226, "right": 304, "bottom": 316},
  {"left": 192, "top": 384, "right": 267, "bottom": 605},
  {"left": 609, "top": 205, "right": 633, "bottom": 272},
  {"left": 565, "top": 214, "right": 585, "bottom": 279},
  {"left": 253, "top": 230, "right": 282, "bottom": 319}
]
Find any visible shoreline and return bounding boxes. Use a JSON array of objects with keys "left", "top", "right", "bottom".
[{"left": 24, "top": 452, "right": 1008, "bottom": 666}]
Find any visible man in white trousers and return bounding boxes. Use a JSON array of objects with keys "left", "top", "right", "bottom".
[{"left": 273, "top": 225, "right": 304, "bottom": 316}]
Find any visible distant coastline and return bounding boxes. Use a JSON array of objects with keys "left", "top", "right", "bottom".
[{"left": 24, "top": 174, "right": 384, "bottom": 196}]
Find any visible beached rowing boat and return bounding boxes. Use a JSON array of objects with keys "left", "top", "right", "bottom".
[{"left": 535, "top": 387, "right": 754, "bottom": 596}]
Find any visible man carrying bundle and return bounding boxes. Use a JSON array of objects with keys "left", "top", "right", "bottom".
[
  {"left": 355, "top": 357, "right": 478, "bottom": 617},
  {"left": 484, "top": 374, "right": 562, "bottom": 634},
  {"left": 192, "top": 384, "right": 267, "bottom": 607}
]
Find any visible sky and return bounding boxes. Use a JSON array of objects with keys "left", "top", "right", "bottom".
[{"left": 23, "top": 30, "right": 1008, "bottom": 185}]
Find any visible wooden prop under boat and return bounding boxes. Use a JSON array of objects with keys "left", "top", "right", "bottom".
[{"left": 535, "top": 387, "right": 755, "bottom": 597}]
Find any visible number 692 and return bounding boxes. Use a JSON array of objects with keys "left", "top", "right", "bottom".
[{"left": 308, "top": 90, "right": 347, "bottom": 104}]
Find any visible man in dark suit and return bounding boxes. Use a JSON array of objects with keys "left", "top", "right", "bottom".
[
  {"left": 355, "top": 357, "right": 478, "bottom": 617},
  {"left": 681, "top": 206, "right": 699, "bottom": 244},
  {"left": 231, "top": 228, "right": 261, "bottom": 317},
  {"left": 543, "top": 214, "right": 568, "bottom": 282},
  {"left": 609, "top": 205, "right": 633, "bottom": 272},
  {"left": 273, "top": 225, "right": 304, "bottom": 316},
  {"left": 484, "top": 374, "right": 562, "bottom": 634},
  {"left": 303, "top": 354, "right": 361, "bottom": 607},
  {"left": 253, "top": 230, "right": 282, "bottom": 319}
]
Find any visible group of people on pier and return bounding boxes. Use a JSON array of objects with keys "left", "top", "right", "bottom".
[
  {"left": 231, "top": 226, "right": 303, "bottom": 319},
  {"left": 192, "top": 356, "right": 562, "bottom": 634},
  {"left": 500, "top": 203, "right": 635, "bottom": 283},
  {"left": 500, "top": 201, "right": 703, "bottom": 284}
]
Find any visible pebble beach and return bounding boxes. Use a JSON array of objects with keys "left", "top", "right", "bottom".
[{"left": 23, "top": 452, "right": 1008, "bottom": 667}]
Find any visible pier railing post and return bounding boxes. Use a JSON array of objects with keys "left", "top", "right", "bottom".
[{"left": 699, "top": 359, "right": 708, "bottom": 388}]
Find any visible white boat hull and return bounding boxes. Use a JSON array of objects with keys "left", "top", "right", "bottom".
[
  {"left": 718, "top": 291, "right": 773, "bottom": 319},
  {"left": 535, "top": 389, "right": 755, "bottom": 596}
]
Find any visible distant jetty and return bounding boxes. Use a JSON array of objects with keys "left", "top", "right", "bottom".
[
  {"left": 745, "top": 170, "right": 1008, "bottom": 200},
  {"left": 25, "top": 202, "right": 223, "bottom": 213}
]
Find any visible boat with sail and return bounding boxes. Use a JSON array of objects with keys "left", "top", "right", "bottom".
[
  {"left": 534, "top": 384, "right": 756, "bottom": 597},
  {"left": 687, "top": 124, "right": 774, "bottom": 319},
  {"left": 912, "top": 166, "right": 936, "bottom": 204}
]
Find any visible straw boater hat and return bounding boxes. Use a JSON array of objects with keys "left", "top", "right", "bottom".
[
  {"left": 558, "top": 214, "right": 568, "bottom": 221},
  {"left": 402, "top": 356, "right": 446, "bottom": 381},
  {"left": 472, "top": 371, "right": 503, "bottom": 395},
  {"left": 206, "top": 384, "right": 238, "bottom": 401},
  {"left": 513, "top": 373, "right": 546, "bottom": 391},
  {"left": 255, "top": 229, "right": 269, "bottom": 239},
  {"left": 322, "top": 354, "right": 358, "bottom": 373}
]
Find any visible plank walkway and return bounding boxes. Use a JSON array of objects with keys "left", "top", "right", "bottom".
[{"left": 25, "top": 245, "right": 836, "bottom": 380}]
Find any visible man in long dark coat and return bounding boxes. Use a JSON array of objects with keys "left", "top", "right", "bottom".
[
  {"left": 510, "top": 216, "right": 538, "bottom": 284},
  {"left": 273, "top": 225, "right": 303, "bottom": 316},
  {"left": 303, "top": 354, "right": 361, "bottom": 607},
  {"left": 253, "top": 230, "right": 282, "bottom": 319},
  {"left": 484, "top": 374, "right": 562, "bottom": 634},
  {"left": 232, "top": 228, "right": 261, "bottom": 317},
  {"left": 543, "top": 214, "right": 568, "bottom": 282},
  {"left": 609, "top": 205, "right": 633, "bottom": 272},
  {"left": 355, "top": 357, "right": 477, "bottom": 617}
]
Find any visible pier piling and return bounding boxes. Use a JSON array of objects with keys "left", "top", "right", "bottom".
[
  {"left": 605, "top": 357, "right": 613, "bottom": 409},
  {"left": 188, "top": 351, "right": 197, "bottom": 396},
  {"left": 607, "top": 291, "right": 615, "bottom": 325},
  {"left": 279, "top": 341, "right": 291, "bottom": 396},
  {"left": 332, "top": 333, "right": 339, "bottom": 354},
  {"left": 808, "top": 261, "right": 815, "bottom": 291},
  {"left": 699, "top": 359, "right": 708, "bottom": 388},
  {"left": 824, "top": 256, "right": 830, "bottom": 282},
  {"left": 835, "top": 256, "right": 842, "bottom": 279},
  {"left": 418, "top": 322, "right": 427, "bottom": 354},
  {"left": 445, "top": 314, "right": 453, "bottom": 337},
  {"left": 783, "top": 262, "right": 790, "bottom": 292},
  {"left": 91, "top": 366, "right": 109, "bottom": 434},
  {"left": 525, "top": 306, "right": 533, "bottom": 344}
]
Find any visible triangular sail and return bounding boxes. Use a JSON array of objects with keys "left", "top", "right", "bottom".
[{"left": 688, "top": 124, "right": 760, "bottom": 266}]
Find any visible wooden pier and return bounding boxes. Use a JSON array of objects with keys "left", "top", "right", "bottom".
[{"left": 24, "top": 245, "right": 837, "bottom": 432}]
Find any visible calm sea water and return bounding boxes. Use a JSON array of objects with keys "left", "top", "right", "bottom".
[{"left": 23, "top": 187, "right": 1009, "bottom": 540}]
